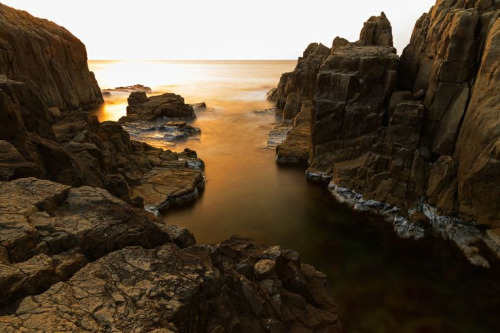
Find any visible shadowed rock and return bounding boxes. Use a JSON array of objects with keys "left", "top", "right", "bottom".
[
  {"left": 0, "top": 235, "right": 342, "bottom": 332},
  {"left": 0, "top": 4, "right": 103, "bottom": 110},
  {"left": 125, "top": 92, "right": 196, "bottom": 121}
]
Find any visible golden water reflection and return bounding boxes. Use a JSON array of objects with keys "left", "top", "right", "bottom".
[{"left": 87, "top": 60, "right": 500, "bottom": 332}]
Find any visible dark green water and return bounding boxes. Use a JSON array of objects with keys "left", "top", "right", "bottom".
[{"left": 91, "top": 60, "right": 500, "bottom": 333}]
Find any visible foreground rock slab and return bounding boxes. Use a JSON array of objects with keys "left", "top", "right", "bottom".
[
  {"left": 0, "top": 236, "right": 342, "bottom": 333},
  {"left": 0, "top": 178, "right": 170, "bottom": 306}
]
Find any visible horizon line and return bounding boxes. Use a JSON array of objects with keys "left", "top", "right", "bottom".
[{"left": 87, "top": 59, "right": 299, "bottom": 62}]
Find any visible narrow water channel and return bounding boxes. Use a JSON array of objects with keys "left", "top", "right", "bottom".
[{"left": 90, "top": 60, "right": 499, "bottom": 333}]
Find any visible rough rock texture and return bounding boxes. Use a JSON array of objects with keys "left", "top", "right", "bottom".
[
  {"left": 276, "top": 100, "right": 312, "bottom": 165},
  {"left": 0, "top": 74, "right": 204, "bottom": 211},
  {"left": 0, "top": 178, "right": 342, "bottom": 332},
  {"left": 270, "top": 3, "right": 500, "bottom": 263},
  {"left": 0, "top": 4, "right": 103, "bottom": 110},
  {"left": 124, "top": 92, "right": 196, "bottom": 122},
  {"left": 0, "top": 178, "right": 169, "bottom": 307},
  {"left": 356, "top": 12, "right": 394, "bottom": 47},
  {"left": 268, "top": 43, "right": 330, "bottom": 120},
  {"left": 270, "top": 13, "right": 396, "bottom": 166},
  {"left": 396, "top": 0, "right": 500, "bottom": 228},
  {"left": 0, "top": 233, "right": 341, "bottom": 332}
]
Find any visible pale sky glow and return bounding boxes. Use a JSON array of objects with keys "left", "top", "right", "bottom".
[{"left": 2, "top": 0, "right": 436, "bottom": 60}]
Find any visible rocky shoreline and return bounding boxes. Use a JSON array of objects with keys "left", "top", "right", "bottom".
[
  {"left": 0, "top": 3, "right": 342, "bottom": 331},
  {"left": 269, "top": 1, "right": 500, "bottom": 267}
]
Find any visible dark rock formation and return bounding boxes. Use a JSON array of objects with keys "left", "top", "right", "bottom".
[
  {"left": 268, "top": 42, "right": 330, "bottom": 120},
  {"left": 0, "top": 5, "right": 343, "bottom": 331},
  {"left": 357, "top": 12, "right": 393, "bottom": 47},
  {"left": 0, "top": 178, "right": 342, "bottom": 332},
  {"left": 270, "top": 3, "right": 500, "bottom": 265},
  {"left": 276, "top": 100, "right": 312, "bottom": 165},
  {"left": 102, "top": 84, "right": 153, "bottom": 94},
  {"left": 124, "top": 91, "right": 196, "bottom": 121},
  {"left": 0, "top": 4, "right": 103, "bottom": 110},
  {"left": 0, "top": 74, "right": 204, "bottom": 212},
  {"left": 0, "top": 229, "right": 341, "bottom": 332}
]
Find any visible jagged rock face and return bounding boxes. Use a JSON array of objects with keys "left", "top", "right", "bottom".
[
  {"left": 311, "top": 45, "right": 399, "bottom": 171},
  {"left": 357, "top": 12, "right": 394, "bottom": 47},
  {"left": 124, "top": 92, "right": 196, "bottom": 121},
  {"left": 455, "top": 14, "right": 500, "bottom": 227},
  {"left": 397, "top": 0, "right": 500, "bottom": 227},
  {"left": 0, "top": 73, "right": 204, "bottom": 211},
  {"left": 0, "top": 234, "right": 342, "bottom": 332},
  {"left": 276, "top": 100, "right": 313, "bottom": 165},
  {"left": 272, "top": 3, "right": 499, "bottom": 230},
  {"left": 271, "top": 13, "right": 396, "bottom": 166},
  {"left": 0, "top": 178, "right": 342, "bottom": 332},
  {"left": 0, "top": 4, "right": 103, "bottom": 110},
  {"left": 269, "top": 42, "right": 331, "bottom": 120}
]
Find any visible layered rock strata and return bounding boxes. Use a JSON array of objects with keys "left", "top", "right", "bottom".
[
  {"left": 271, "top": 3, "right": 500, "bottom": 265},
  {"left": 0, "top": 4, "right": 103, "bottom": 110}
]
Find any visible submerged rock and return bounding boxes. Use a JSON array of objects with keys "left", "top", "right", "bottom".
[{"left": 102, "top": 84, "right": 153, "bottom": 94}]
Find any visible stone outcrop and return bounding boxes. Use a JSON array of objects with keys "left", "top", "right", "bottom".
[
  {"left": 270, "top": 3, "right": 500, "bottom": 265},
  {"left": 102, "top": 84, "right": 153, "bottom": 94},
  {"left": 276, "top": 100, "right": 312, "bottom": 165},
  {"left": 0, "top": 178, "right": 342, "bottom": 332},
  {"left": 0, "top": 4, "right": 103, "bottom": 110},
  {"left": 398, "top": 0, "right": 500, "bottom": 228},
  {"left": 124, "top": 91, "right": 196, "bottom": 122},
  {"left": 0, "top": 5, "right": 343, "bottom": 331},
  {"left": 0, "top": 75, "right": 204, "bottom": 212},
  {"left": 268, "top": 43, "right": 330, "bottom": 120}
]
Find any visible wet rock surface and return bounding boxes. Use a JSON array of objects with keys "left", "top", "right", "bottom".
[
  {"left": 0, "top": 4, "right": 103, "bottom": 110},
  {"left": 124, "top": 92, "right": 196, "bottom": 122},
  {"left": 269, "top": 3, "right": 500, "bottom": 265},
  {"left": 0, "top": 74, "right": 204, "bottom": 210},
  {"left": 102, "top": 84, "right": 153, "bottom": 94}
]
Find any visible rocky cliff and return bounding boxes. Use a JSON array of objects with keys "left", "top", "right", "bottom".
[
  {"left": 0, "top": 5, "right": 343, "bottom": 331},
  {"left": 0, "top": 3, "right": 103, "bottom": 110},
  {"left": 0, "top": 75, "right": 204, "bottom": 212},
  {"left": 271, "top": 1, "right": 500, "bottom": 265}
]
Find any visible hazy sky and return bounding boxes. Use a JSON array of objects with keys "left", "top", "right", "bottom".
[{"left": 3, "top": 0, "right": 436, "bottom": 60}]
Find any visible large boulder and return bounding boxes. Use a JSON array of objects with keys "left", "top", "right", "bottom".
[
  {"left": 0, "top": 4, "right": 103, "bottom": 110},
  {"left": 125, "top": 92, "right": 196, "bottom": 121}
]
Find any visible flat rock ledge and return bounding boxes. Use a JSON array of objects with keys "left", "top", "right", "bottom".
[{"left": 0, "top": 178, "right": 342, "bottom": 333}]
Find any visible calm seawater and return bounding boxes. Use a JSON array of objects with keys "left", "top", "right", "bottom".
[{"left": 89, "top": 60, "right": 499, "bottom": 333}]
